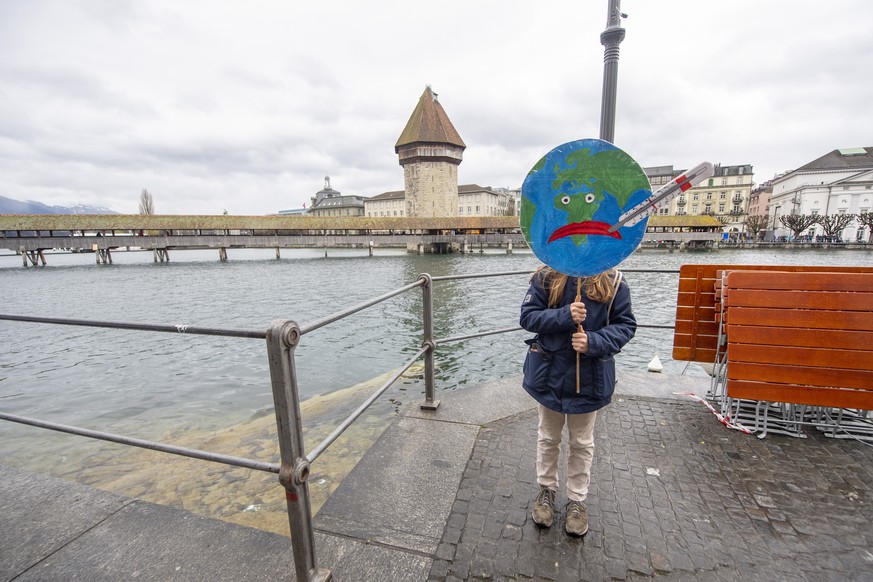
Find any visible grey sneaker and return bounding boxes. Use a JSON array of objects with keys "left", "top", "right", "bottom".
[
  {"left": 532, "top": 486, "right": 556, "bottom": 528},
  {"left": 565, "top": 500, "right": 589, "bottom": 536}
]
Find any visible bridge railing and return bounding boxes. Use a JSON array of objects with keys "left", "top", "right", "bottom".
[{"left": 0, "top": 268, "right": 677, "bottom": 582}]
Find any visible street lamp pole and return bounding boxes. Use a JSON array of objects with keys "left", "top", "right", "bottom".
[{"left": 599, "top": 0, "right": 626, "bottom": 143}]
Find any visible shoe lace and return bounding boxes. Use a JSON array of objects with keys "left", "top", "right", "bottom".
[
  {"left": 536, "top": 487, "right": 555, "bottom": 508},
  {"left": 567, "top": 501, "right": 584, "bottom": 516}
]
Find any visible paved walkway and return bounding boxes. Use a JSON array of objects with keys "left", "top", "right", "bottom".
[{"left": 3, "top": 370, "right": 872, "bottom": 581}]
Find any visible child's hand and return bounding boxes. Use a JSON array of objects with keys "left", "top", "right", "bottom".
[
  {"left": 570, "top": 302, "right": 587, "bottom": 324},
  {"left": 572, "top": 331, "right": 589, "bottom": 354}
]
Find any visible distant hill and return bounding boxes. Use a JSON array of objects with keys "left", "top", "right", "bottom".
[{"left": 0, "top": 195, "right": 119, "bottom": 215}]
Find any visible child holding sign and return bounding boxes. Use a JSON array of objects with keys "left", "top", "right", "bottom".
[{"left": 520, "top": 266, "right": 636, "bottom": 536}]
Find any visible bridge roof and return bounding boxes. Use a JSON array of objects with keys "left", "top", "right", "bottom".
[
  {"left": 648, "top": 215, "right": 723, "bottom": 229},
  {"left": 0, "top": 214, "right": 519, "bottom": 231}
]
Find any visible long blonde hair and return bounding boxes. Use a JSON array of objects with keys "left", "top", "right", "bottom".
[{"left": 532, "top": 266, "right": 619, "bottom": 307}]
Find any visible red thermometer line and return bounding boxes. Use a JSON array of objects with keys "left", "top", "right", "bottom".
[{"left": 607, "top": 161, "right": 715, "bottom": 233}]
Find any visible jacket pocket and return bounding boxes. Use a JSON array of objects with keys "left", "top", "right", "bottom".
[
  {"left": 595, "top": 355, "right": 616, "bottom": 400},
  {"left": 523, "top": 338, "right": 551, "bottom": 391}
]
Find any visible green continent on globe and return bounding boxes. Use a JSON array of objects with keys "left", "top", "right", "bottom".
[{"left": 554, "top": 147, "right": 649, "bottom": 245}]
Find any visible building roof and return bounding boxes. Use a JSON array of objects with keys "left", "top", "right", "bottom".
[
  {"left": 458, "top": 184, "right": 497, "bottom": 194},
  {"left": 795, "top": 147, "right": 873, "bottom": 173},
  {"left": 368, "top": 185, "right": 503, "bottom": 201},
  {"left": 648, "top": 215, "right": 722, "bottom": 228},
  {"left": 311, "top": 195, "right": 365, "bottom": 209},
  {"left": 395, "top": 86, "right": 466, "bottom": 151},
  {"left": 366, "top": 190, "right": 405, "bottom": 201}
]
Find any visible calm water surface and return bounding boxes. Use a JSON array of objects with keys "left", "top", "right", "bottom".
[{"left": 1, "top": 246, "right": 870, "bottom": 530}]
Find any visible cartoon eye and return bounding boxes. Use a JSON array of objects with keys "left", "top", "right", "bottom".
[
  {"left": 585, "top": 194, "right": 595, "bottom": 203},
  {"left": 561, "top": 196, "right": 571, "bottom": 205}
]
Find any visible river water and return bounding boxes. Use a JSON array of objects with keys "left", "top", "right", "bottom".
[{"left": 1, "top": 246, "right": 870, "bottom": 533}]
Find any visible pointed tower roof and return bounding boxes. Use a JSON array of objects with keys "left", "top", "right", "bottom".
[{"left": 395, "top": 86, "right": 466, "bottom": 151}]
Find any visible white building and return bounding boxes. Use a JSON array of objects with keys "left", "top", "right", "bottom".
[
  {"left": 364, "top": 190, "right": 405, "bottom": 217},
  {"left": 769, "top": 147, "right": 873, "bottom": 241},
  {"left": 364, "top": 184, "right": 517, "bottom": 218},
  {"left": 458, "top": 184, "right": 517, "bottom": 217}
]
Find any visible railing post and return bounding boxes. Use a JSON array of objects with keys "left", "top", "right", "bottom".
[
  {"left": 265, "top": 320, "right": 331, "bottom": 582},
  {"left": 419, "top": 274, "right": 440, "bottom": 410}
]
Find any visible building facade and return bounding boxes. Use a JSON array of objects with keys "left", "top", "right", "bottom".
[
  {"left": 458, "top": 185, "right": 517, "bottom": 216},
  {"left": 364, "top": 190, "right": 405, "bottom": 217},
  {"left": 307, "top": 177, "right": 366, "bottom": 217},
  {"left": 643, "top": 164, "right": 753, "bottom": 234},
  {"left": 686, "top": 164, "right": 753, "bottom": 233},
  {"left": 769, "top": 147, "right": 873, "bottom": 241},
  {"left": 395, "top": 86, "right": 466, "bottom": 218}
]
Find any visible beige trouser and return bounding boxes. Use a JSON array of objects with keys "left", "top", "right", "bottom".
[{"left": 536, "top": 404, "right": 597, "bottom": 502}]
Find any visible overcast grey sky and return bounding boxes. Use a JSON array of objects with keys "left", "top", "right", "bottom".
[{"left": 1, "top": 0, "right": 871, "bottom": 215}]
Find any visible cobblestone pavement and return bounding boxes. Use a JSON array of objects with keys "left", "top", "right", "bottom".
[{"left": 427, "top": 396, "right": 873, "bottom": 581}]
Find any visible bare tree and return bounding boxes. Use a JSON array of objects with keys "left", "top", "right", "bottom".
[
  {"left": 857, "top": 212, "right": 873, "bottom": 243},
  {"left": 139, "top": 189, "right": 154, "bottom": 215},
  {"left": 744, "top": 215, "right": 768, "bottom": 240},
  {"left": 779, "top": 214, "right": 819, "bottom": 239},
  {"left": 818, "top": 213, "right": 855, "bottom": 241}
]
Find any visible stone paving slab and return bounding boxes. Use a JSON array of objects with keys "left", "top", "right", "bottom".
[
  {"left": 315, "top": 415, "right": 480, "bottom": 555},
  {"left": 0, "top": 465, "right": 133, "bottom": 579},
  {"left": 426, "top": 395, "right": 873, "bottom": 581},
  {"left": 0, "top": 464, "right": 431, "bottom": 582},
  {"left": 0, "top": 465, "right": 295, "bottom": 582}
]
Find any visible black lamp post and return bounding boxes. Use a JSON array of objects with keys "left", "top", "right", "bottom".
[{"left": 599, "top": 0, "right": 627, "bottom": 143}]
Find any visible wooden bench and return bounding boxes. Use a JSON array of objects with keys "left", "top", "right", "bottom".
[
  {"left": 722, "top": 270, "right": 873, "bottom": 411},
  {"left": 673, "top": 264, "right": 873, "bottom": 438}
]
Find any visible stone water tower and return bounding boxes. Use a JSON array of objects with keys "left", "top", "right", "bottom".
[{"left": 395, "top": 86, "right": 466, "bottom": 217}]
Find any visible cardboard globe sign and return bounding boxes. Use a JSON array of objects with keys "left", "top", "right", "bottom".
[
  {"left": 520, "top": 138, "right": 651, "bottom": 277},
  {"left": 521, "top": 138, "right": 715, "bottom": 277}
]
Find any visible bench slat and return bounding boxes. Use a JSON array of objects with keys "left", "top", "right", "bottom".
[
  {"left": 725, "top": 289, "right": 873, "bottom": 311},
  {"left": 727, "top": 381, "right": 873, "bottom": 409},
  {"left": 726, "top": 361, "right": 873, "bottom": 391},
  {"left": 672, "top": 345, "right": 717, "bottom": 363},
  {"left": 728, "top": 344, "right": 873, "bottom": 371},
  {"left": 721, "top": 270, "right": 873, "bottom": 292},
  {"left": 726, "top": 325, "right": 873, "bottom": 350},
  {"left": 725, "top": 307, "right": 873, "bottom": 331},
  {"left": 674, "top": 319, "right": 719, "bottom": 336}
]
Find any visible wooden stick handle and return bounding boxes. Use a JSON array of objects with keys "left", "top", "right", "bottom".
[{"left": 575, "top": 277, "right": 582, "bottom": 394}]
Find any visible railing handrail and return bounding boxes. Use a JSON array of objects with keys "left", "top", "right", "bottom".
[
  {"left": 0, "top": 411, "right": 279, "bottom": 473},
  {"left": 0, "top": 313, "right": 266, "bottom": 339}
]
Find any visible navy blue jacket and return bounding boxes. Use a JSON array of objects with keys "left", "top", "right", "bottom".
[{"left": 520, "top": 271, "right": 636, "bottom": 414}]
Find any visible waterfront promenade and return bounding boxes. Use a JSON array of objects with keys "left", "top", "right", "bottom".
[{"left": 3, "top": 370, "right": 872, "bottom": 581}]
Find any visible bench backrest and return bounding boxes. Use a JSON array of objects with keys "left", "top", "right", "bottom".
[
  {"left": 673, "top": 264, "right": 873, "bottom": 363},
  {"left": 722, "top": 270, "right": 873, "bottom": 409}
]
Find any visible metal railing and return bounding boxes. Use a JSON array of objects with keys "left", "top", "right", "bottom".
[{"left": 0, "top": 268, "right": 678, "bottom": 581}]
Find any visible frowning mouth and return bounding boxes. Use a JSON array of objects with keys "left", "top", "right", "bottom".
[{"left": 548, "top": 221, "right": 622, "bottom": 242}]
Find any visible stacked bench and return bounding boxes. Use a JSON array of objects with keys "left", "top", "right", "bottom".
[{"left": 673, "top": 264, "right": 873, "bottom": 439}]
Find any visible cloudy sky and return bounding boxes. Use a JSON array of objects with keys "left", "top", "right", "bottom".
[{"left": 1, "top": 0, "right": 871, "bottom": 215}]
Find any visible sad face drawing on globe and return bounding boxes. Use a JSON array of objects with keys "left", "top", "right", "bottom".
[{"left": 520, "top": 138, "right": 652, "bottom": 278}]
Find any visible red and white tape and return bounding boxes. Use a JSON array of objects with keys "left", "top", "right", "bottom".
[{"left": 674, "top": 392, "right": 753, "bottom": 434}]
